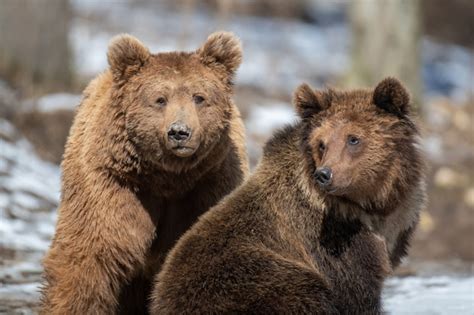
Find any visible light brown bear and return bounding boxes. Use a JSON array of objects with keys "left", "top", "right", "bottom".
[
  {"left": 40, "top": 32, "right": 248, "bottom": 314},
  {"left": 150, "top": 78, "right": 426, "bottom": 314}
]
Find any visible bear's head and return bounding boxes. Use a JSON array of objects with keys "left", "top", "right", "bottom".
[
  {"left": 294, "top": 78, "right": 423, "bottom": 214},
  {"left": 106, "top": 32, "right": 241, "bottom": 173}
]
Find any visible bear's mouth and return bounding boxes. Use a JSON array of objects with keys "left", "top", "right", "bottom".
[
  {"left": 318, "top": 184, "right": 347, "bottom": 197},
  {"left": 320, "top": 186, "right": 341, "bottom": 196},
  {"left": 171, "top": 145, "right": 198, "bottom": 158},
  {"left": 325, "top": 187, "right": 340, "bottom": 194}
]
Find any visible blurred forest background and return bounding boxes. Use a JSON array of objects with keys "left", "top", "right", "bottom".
[{"left": 0, "top": 0, "right": 473, "bottom": 313}]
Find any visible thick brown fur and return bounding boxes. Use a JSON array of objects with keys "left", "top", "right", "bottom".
[
  {"left": 150, "top": 78, "right": 426, "bottom": 314},
  {"left": 40, "top": 32, "right": 248, "bottom": 314}
]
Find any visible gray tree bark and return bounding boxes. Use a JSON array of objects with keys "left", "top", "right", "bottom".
[
  {"left": 0, "top": 0, "right": 73, "bottom": 95},
  {"left": 346, "top": 0, "right": 422, "bottom": 107}
]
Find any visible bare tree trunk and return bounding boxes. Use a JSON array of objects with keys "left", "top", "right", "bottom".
[
  {"left": 0, "top": 0, "right": 73, "bottom": 95},
  {"left": 216, "top": 0, "right": 232, "bottom": 28},
  {"left": 346, "top": 0, "right": 422, "bottom": 107}
]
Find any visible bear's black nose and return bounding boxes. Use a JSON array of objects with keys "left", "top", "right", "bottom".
[
  {"left": 168, "top": 123, "right": 191, "bottom": 142},
  {"left": 315, "top": 167, "right": 332, "bottom": 187}
]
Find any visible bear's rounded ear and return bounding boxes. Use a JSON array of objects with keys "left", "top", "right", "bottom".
[
  {"left": 107, "top": 34, "right": 150, "bottom": 82},
  {"left": 198, "top": 32, "right": 242, "bottom": 81},
  {"left": 293, "top": 83, "right": 325, "bottom": 119},
  {"left": 373, "top": 77, "right": 410, "bottom": 117}
]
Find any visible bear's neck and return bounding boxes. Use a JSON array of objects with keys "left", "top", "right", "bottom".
[{"left": 256, "top": 125, "right": 328, "bottom": 252}]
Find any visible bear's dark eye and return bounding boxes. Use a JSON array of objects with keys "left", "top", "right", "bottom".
[
  {"left": 156, "top": 97, "right": 167, "bottom": 106},
  {"left": 347, "top": 135, "right": 360, "bottom": 146},
  {"left": 318, "top": 141, "right": 326, "bottom": 152},
  {"left": 193, "top": 95, "right": 205, "bottom": 105}
]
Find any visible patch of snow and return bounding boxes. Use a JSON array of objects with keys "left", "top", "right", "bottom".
[
  {"left": 0, "top": 193, "right": 8, "bottom": 209},
  {"left": 0, "top": 118, "right": 59, "bottom": 252},
  {"left": 245, "top": 104, "right": 298, "bottom": 165},
  {"left": 422, "top": 39, "right": 473, "bottom": 104},
  {"left": 0, "top": 213, "right": 56, "bottom": 252},
  {"left": 0, "top": 282, "right": 40, "bottom": 302},
  {"left": 0, "top": 118, "right": 17, "bottom": 139},
  {"left": 247, "top": 104, "right": 298, "bottom": 137},
  {"left": 70, "top": 23, "right": 111, "bottom": 78},
  {"left": 11, "top": 191, "right": 43, "bottom": 211},
  {"left": 1, "top": 139, "right": 60, "bottom": 204},
  {"left": 0, "top": 261, "right": 42, "bottom": 283},
  {"left": 0, "top": 155, "right": 8, "bottom": 172},
  {"left": 383, "top": 276, "right": 474, "bottom": 314},
  {"left": 27, "top": 93, "right": 82, "bottom": 113},
  {"left": 422, "top": 136, "right": 443, "bottom": 162}
]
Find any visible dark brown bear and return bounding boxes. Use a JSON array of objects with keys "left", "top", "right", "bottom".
[
  {"left": 40, "top": 32, "right": 248, "bottom": 314},
  {"left": 150, "top": 78, "right": 426, "bottom": 314}
]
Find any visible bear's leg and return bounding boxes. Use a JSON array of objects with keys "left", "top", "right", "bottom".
[
  {"left": 41, "top": 185, "right": 156, "bottom": 314},
  {"left": 240, "top": 259, "right": 339, "bottom": 314}
]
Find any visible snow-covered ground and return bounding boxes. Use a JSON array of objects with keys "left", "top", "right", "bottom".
[
  {"left": 0, "top": 118, "right": 59, "bottom": 313},
  {"left": 0, "top": 119, "right": 59, "bottom": 253},
  {"left": 384, "top": 275, "right": 474, "bottom": 314}
]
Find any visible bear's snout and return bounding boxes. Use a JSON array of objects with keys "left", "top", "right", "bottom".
[
  {"left": 167, "top": 122, "right": 192, "bottom": 143},
  {"left": 165, "top": 121, "right": 201, "bottom": 158},
  {"left": 315, "top": 167, "right": 332, "bottom": 188}
]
